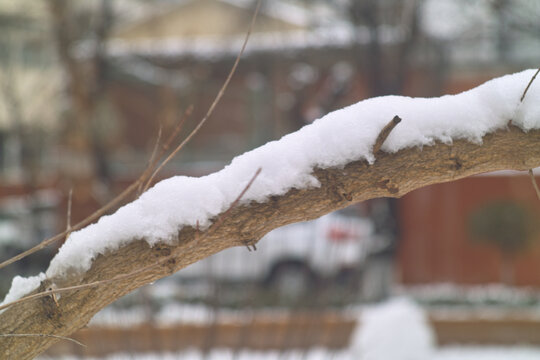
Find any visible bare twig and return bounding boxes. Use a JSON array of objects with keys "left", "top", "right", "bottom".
[
  {"left": 66, "top": 188, "right": 73, "bottom": 235},
  {"left": 210, "top": 168, "right": 262, "bottom": 234},
  {"left": 521, "top": 69, "right": 540, "bottom": 201},
  {"left": 529, "top": 169, "right": 540, "bottom": 201},
  {"left": 0, "top": 260, "right": 164, "bottom": 313},
  {"left": 373, "top": 115, "right": 402, "bottom": 154},
  {"left": 0, "top": 333, "right": 85, "bottom": 347},
  {"left": 0, "top": 169, "right": 262, "bottom": 313},
  {"left": 520, "top": 68, "right": 540, "bottom": 103},
  {"left": 0, "top": 110, "right": 191, "bottom": 270},
  {"left": 0, "top": 178, "right": 144, "bottom": 271},
  {"left": 142, "top": 0, "right": 262, "bottom": 193},
  {"left": 0, "top": 0, "right": 261, "bottom": 273},
  {"left": 138, "top": 124, "right": 163, "bottom": 196},
  {"left": 148, "top": 124, "right": 163, "bottom": 176},
  {"left": 161, "top": 105, "right": 193, "bottom": 155},
  {"left": 142, "top": 105, "right": 194, "bottom": 192}
]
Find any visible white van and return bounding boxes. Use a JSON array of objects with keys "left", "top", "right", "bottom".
[{"left": 177, "top": 211, "right": 382, "bottom": 297}]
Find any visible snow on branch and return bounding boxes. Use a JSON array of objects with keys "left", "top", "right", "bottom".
[
  {"left": 1, "top": 70, "right": 540, "bottom": 359},
  {"left": 41, "top": 69, "right": 540, "bottom": 280}
]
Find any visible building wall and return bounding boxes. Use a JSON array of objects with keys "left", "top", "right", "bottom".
[{"left": 398, "top": 174, "right": 540, "bottom": 286}]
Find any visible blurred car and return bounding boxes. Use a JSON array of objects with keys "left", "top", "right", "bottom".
[{"left": 177, "top": 211, "right": 386, "bottom": 298}]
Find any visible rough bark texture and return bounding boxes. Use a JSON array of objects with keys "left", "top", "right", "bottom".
[{"left": 1, "top": 126, "right": 540, "bottom": 359}]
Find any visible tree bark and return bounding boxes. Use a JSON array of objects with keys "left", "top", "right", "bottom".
[{"left": 1, "top": 126, "right": 540, "bottom": 359}]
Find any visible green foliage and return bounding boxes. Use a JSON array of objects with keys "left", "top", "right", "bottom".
[{"left": 468, "top": 200, "right": 539, "bottom": 254}]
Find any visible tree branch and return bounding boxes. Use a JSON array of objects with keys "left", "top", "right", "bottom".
[
  {"left": 373, "top": 115, "right": 401, "bottom": 154},
  {"left": 529, "top": 169, "right": 540, "bottom": 201},
  {"left": 0, "top": 126, "right": 539, "bottom": 358}
]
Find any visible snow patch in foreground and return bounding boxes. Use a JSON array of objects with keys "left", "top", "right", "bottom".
[
  {"left": 2, "top": 69, "right": 540, "bottom": 306},
  {"left": 350, "top": 297, "right": 435, "bottom": 360},
  {"left": 35, "top": 346, "right": 540, "bottom": 360}
]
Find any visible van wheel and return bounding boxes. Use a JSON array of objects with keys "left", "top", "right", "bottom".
[{"left": 268, "top": 262, "right": 314, "bottom": 301}]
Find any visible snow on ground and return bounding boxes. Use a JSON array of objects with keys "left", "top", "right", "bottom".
[
  {"left": 3, "top": 69, "right": 540, "bottom": 307},
  {"left": 36, "top": 347, "right": 540, "bottom": 360},
  {"left": 36, "top": 297, "right": 540, "bottom": 360},
  {"left": 89, "top": 302, "right": 255, "bottom": 327},
  {"left": 435, "top": 347, "right": 540, "bottom": 360},
  {"left": 396, "top": 283, "right": 540, "bottom": 306},
  {"left": 350, "top": 298, "right": 435, "bottom": 360}
]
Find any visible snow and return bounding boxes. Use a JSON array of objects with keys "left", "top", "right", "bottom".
[
  {"left": 33, "top": 297, "right": 540, "bottom": 360},
  {"left": 397, "top": 283, "right": 540, "bottom": 306},
  {"left": 421, "top": 0, "right": 494, "bottom": 40},
  {"left": 222, "top": 0, "right": 311, "bottom": 27},
  {"left": 435, "top": 346, "right": 540, "bottom": 360},
  {"left": 106, "top": 27, "right": 358, "bottom": 60},
  {"left": 35, "top": 347, "right": 540, "bottom": 360},
  {"left": 0, "top": 272, "right": 46, "bottom": 311},
  {"left": 2, "top": 69, "right": 539, "bottom": 305},
  {"left": 350, "top": 297, "right": 436, "bottom": 360},
  {"left": 90, "top": 302, "right": 250, "bottom": 327}
]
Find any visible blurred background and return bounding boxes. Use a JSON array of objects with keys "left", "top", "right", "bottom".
[{"left": 1, "top": 0, "right": 540, "bottom": 358}]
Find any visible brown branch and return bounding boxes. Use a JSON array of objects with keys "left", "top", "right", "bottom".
[
  {"left": 529, "top": 169, "right": 540, "bottom": 201},
  {"left": 0, "top": 106, "right": 189, "bottom": 271},
  {"left": 521, "top": 69, "right": 540, "bottom": 201},
  {"left": 142, "top": 105, "right": 193, "bottom": 192},
  {"left": 65, "top": 188, "right": 73, "bottom": 244},
  {"left": 0, "top": 0, "right": 261, "bottom": 273},
  {"left": 520, "top": 68, "right": 540, "bottom": 102},
  {"left": 142, "top": 0, "right": 263, "bottom": 193},
  {"left": 0, "top": 178, "right": 144, "bottom": 271},
  {"left": 1, "top": 126, "right": 539, "bottom": 359},
  {"left": 0, "top": 333, "right": 85, "bottom": 348},
  {"left": 0, "top": 262, "right": 160, "bottom": 314},
  {"left": 148, "top": 124, "right": 163, "bottom": 172},
  {"left": 373, "top": 115, "right": 402, "bottom": 154},
  {"left": 161, "top": 105, "right": 193, "bottom": 154},
  {"left": 0, "top": 169, "right": 262, "bottom": 314},
  {"left": 137, "top": 124, "right": 163, "bottom": 196},
  {"left": 209, "top": 168, "right": 262, "bottom": 235}
]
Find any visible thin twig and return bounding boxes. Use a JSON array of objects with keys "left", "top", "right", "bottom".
[
  {"left": 0, "top": 333, "right": 86, "bottom": 347},
  {"left": 0, "top": 0, "right": 261, "bottom": 272},
  {"left": 0, "top": 169, "right": 262, "bottom": 313},
  {"left": 142, "top": 0, "right": 262, "bottom": 193},
  {"left": 0, "top": 256, "right": 170, "bottom": 313},
  {"left": 149, "top": 123, "right": 163, "bottom": 167},
  {"left": 373, "top": 115, "right": 402, "bottom": 154},
  {"left": 142, "top": 105, "right": 194, "bottom": 192},
  {"left": 0, "top": 106, "right": 189, "bottom": 272},
  {"left": 138, "top": 124, "right": 163, "bottom": 195},
  {"left": 137, "top": 124, "right": 163, "bottom": 196},
  {"left": 210, "top": 168, "right": 261, "bottom": 235},
  {"left": 161, "top": 105, "right": 193, "bottom": 155},
  {"left": 0, "top": 120, "right": 188, "bottom": 270},
  {"left": 521, "top": 69, "right": 540, "bottom": 202},
  {"left": 0, "top": 179, "right": 144, "bottom": 271},
  {"left": 520, "top": 68, "right": 540, "bottom": 103},
  {"left": 66, "top": 188, "right": 73, "bottom": 236},
  {"left": 529, "top": 169, "right": 540, "bottom": 201}
]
